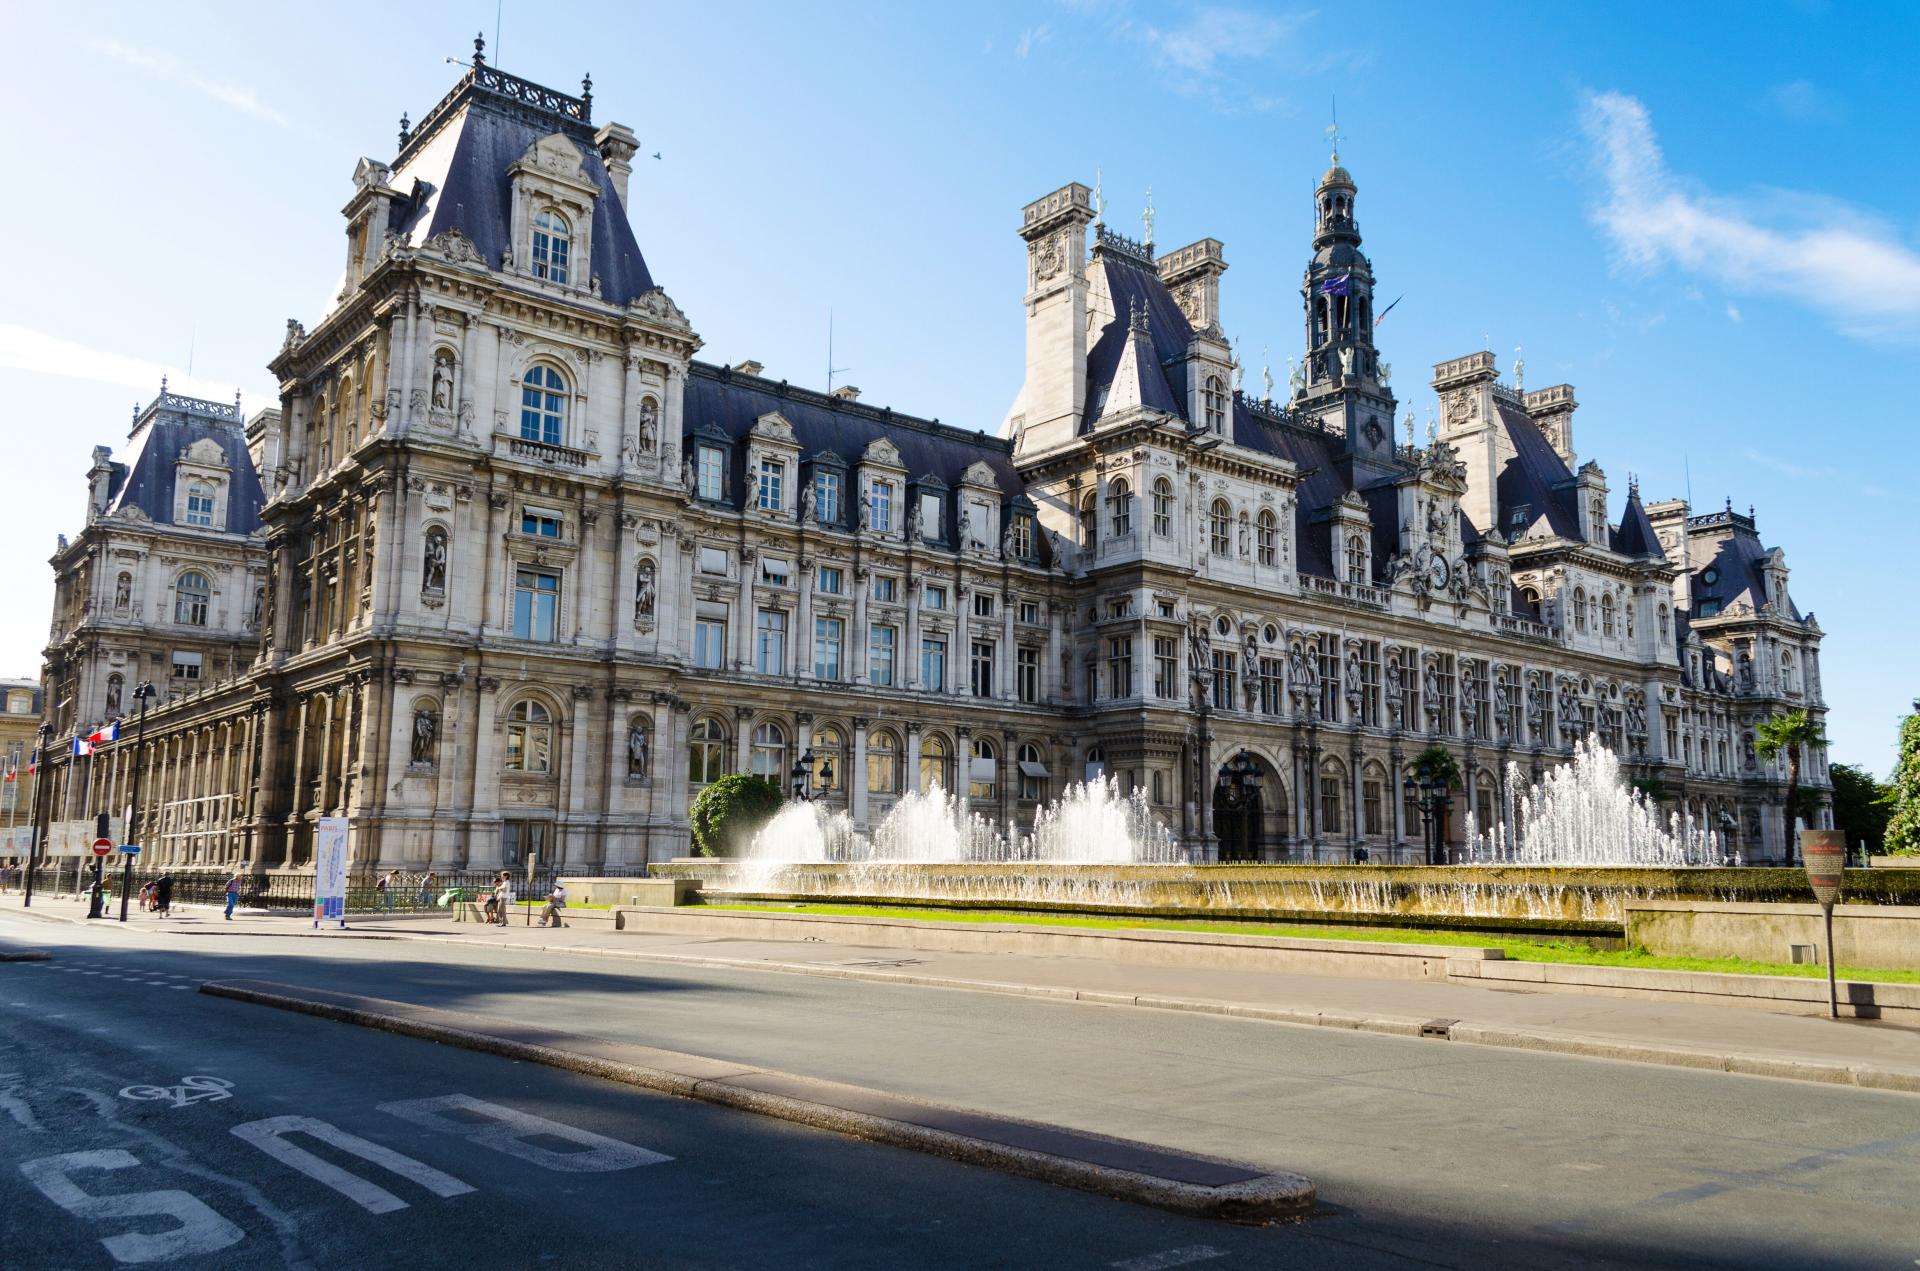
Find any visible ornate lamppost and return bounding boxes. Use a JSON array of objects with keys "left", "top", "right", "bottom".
[
  {"left": 1718, "top": 809, "right": 1739, "bottom": 867},
  {"left": 1404, "top": 763, "right": 1454, "bottom": 867},
  {"left": 1214, "top": 748, "right": 1262, "bottom": 861},
  {"left": 789, "top": 748, "right": 817, "bottom": 803},
  {"left": 119, "top": 682, "right": 157, "bottom": 922}
]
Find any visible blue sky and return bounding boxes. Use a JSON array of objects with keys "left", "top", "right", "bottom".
[{"left": 2, "top": 1, "right": 1914, "bottom": 774}]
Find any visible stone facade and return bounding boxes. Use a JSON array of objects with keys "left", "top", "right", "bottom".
[{"left": 32, "top": 56, "right": 1830, "bottom": 872}]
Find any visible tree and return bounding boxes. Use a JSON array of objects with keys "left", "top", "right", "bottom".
[
  {"left": 689, "top": 774, "right": 784, "bottom": 857},
  {"left": 1410, "top": 745, "right": 1462, "bottom": 790},
  {"left": 1754, "top": 708, "right": 1824, "bottom": 863},
  {"left": 1885, "top": 707, "right": 1920, "bottom": 856},
  {"left": 1828, "top": 763, "right": 1890, "bottom": 857}
]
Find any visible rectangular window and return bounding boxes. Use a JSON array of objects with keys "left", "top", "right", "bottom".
[
  {"left": 1259, "top": 656, "right": 1285, "bottom": 715},
  {"left": 869, "top": 624, "right": 897, "bottom": 687},
  {"left": 511, "top": 568, "right": 560, "bottom": 642},
  {"left": 920, "top": 637, "right": 947, "bottom": 693},
  {"left": 817, "top": 566, "right": 843, "bottom": 595},
  {"left": 1085, "top": 660, "right": 1099, "bottom": 703},
  {"left": 1018, "top": 601, "right": 1040, "bottom": 625},
  {"left": 520, "top": 511, "right": 561, "bottom": 538},
  {"left": 918, "top": 492, "right": 943, "bottom": 540},
  {"left": 1317, "top": 635, "right": 1341, "bottom": 724},
  {"left": 1011, "top": 513, "right": 1034, "bottom": 559},
  {"left": 1664, "top": 716, "right": 1679, "bottom": 761},
  {"left": 185, "top": 490, "right": 215, "bottom": 526},
  {"left": 813, "top": 617, "right": 844, "bottom": 681},
  {"left": 754, "top": 608, "right": 788, "bottom": 674},
  {"left": 699, "top": 546, "right": 728, "bottom": 575},
  {"left": 757, "top": 458, "right": 784, "bottom": 511},
  {"left": 973, "top": 591, "right": 995, "bottom": 619},
  {"left": 694, "top": 617, "right": 727, "bottom": 669},
  {"left": 1363, "top": 779, "right": 1384, "bottom": 835},
  {"left": 814, "top": 471, "right": 841, "bottom": 524},
  {"left": 923, "top": 585, "right": 947, "bottom": 611},
  {"left": 1153, "top": 637, "right": 1179, "bottom": 699},
  {"left": 1017, "top": 647, "right": 1040, "bottom": 704},
  {"left": 873, "top": 575, "right": 897, "bottom": 603},
  {"left": 1211, "top": 650, "right": 1236, "bottom": 711},
  {"left": 697, "top": 445, "right": 726, "bottom": 501},
  {"left": 868, "top": 480, "right": 894, "bottom": 533},
  {"left": 760, "top": 557, "right": 790, "bottom": 587},
  {"left": 170, "top": 651, "right": 202, "bottom": 683},
  {"left": 970, "top": 640, "right": 996, "bottom": 698},
  {"left": 1106, "top": 636, "right": 1134, "bottom": 699}
]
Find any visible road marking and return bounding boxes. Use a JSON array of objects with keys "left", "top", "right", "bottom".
[
  {"left": 1113, "top": 1248, "right": 1227, "bottom": 1271},
  {"left": 18, "top": 1148, "right": 245, "bottom": 1264},
  {"left": 118, "top": 1077, "right": 235, "bottom": 1108},
  {"left": 378, "top": 1094, "right": 672, "bottom": 1173},
  {"left": 231, "top": 1115, "right": 475, "bottom": 1214}
]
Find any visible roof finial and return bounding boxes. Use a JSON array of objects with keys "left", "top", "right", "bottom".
[
  {"left": 235, "top": 389, "right": 243, "bottom": 413},
  {"left": 1092, "top": 165, "right": 1105, "bottom": 224},
  {"left": 581, "top": 73, "right": 593, "bottom": 109},
  {"left": 1141, "top": 186, "right": 1155, "bottom": 249},
  {"left": 397, "top": 113, "right": 411, "bottom": 149},
  {"left": 473, "top": 31, "right": 486, "bottom": 66},
  {"left": 1262, "top": 346, "right": 1273, "bottom": 401},
  {"left": 160, "top": 374, "right": 168, "bottom": 394},
  {"left": 1326, "top": 93, "right": 1342, "bottom": 163},
  {"left": 1129, "top": 297, "right": 1149, "bottom": 336}
]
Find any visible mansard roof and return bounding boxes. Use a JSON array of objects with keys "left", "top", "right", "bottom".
[
  {"left": 1084, "top": 248, "right": 1194, "bottom": 431},
  {"left": 1492, "top": 400, "right": 1582, "bottom": 541},
  {"left": 1689, "top": 521, "right": 1801, "bottom": 621},
  {"left": 387, "top": 63, "right": 656, "bottom": 304},
  {"left": 105, "top": 391, "right": 265, "bottom": 535}
]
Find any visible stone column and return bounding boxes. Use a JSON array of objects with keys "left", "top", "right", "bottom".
[
  {"left": 850, "top": 717, "right": 869, "bottom": 831},
  {"left": 284, "top": 696, "right": 310, "bottom": 869},
  {"left": 1001, "top": 589, "right": 1017, "bottom": 700},
  {"left": 467, "top": 677, "right": 502, "bottom": 869},
  {"left": 905, "top": 724, "right": 923, "bottom": 795},
  {"left": 852, "top": 569, "right": 870, "bottom": 686},
  {"left": 604, "top": 688, "right": 632, "bottom": 858},
  {"left": 573, "top": 510, "right": 598, "bottom": 645},
  {"left": 735, "top": 550, "right": 756, "bottom": 671},
  {"left": 565, "top": 685, "right": 596, "bottom": 869},
  {"left": 613, "top": 510, "right": 638, "bottom": 655},
  {"left": 955, "top": 725, "right": 972, "bottom": 820},
  {"left": 796, "top": 561, "right": 815, "bottom": 681},
  {"left": 734, "top": 705, "right": 753, "bottom": 776},
  {"left": 905, "top": 578, "right": 922, "bottom": 689},
  {"left": 1350, "top": 738, "right": 1365, "bottom": 850}
]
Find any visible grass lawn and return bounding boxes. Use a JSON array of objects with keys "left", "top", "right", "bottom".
[{"left": 701, "top": 901, "right": 1920, "bottom": 985}]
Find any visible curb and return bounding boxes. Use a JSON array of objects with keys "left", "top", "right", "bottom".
[
  {"left": 0, "top": 949, "right": 51, "bottom": 961},
  {"left": 199, "top": 978, "right": 1314, "bottom": 1221}
]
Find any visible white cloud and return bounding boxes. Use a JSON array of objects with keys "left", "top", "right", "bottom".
[
  {"left": 0, "top": 324, "right": 271, "bottom": 411},
  {"left": 98, "top": 41, "right": 289, "bottom": 127},
  {"left": 1015, "top": 24, "right": 1052, "bottom": 59},
  {"left": 1136, "top": 6, "right": 1313, "bottom": 112},
  {"left": 1725, "top": 303, "right": 1742, "bottom": 323},
  {"left": 1580, "top": 90, "right": 1920, "bottom": 342},
  {"left": 1766, "top": 79, "right": 1836, "bottom": 122}
]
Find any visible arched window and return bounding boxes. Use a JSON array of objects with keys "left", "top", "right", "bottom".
[
  {"left": 1209, "top": 499, "right": 1232, "bottom": 556},
  {"left": 1017, "top": 741, "right": 1047, "bottom": 803},
  {"left": 1781, "top": 650, "right": 1796, "bottom": 694},
  {"left": 1345, "top": 533, "right": 1366, "bottom": 583},
  {"left": 185, "top": 484, "right": 215, "bottom": 527},
  {"left": 1079, "top": 491, "right": 1097, "bottom": 550},
  {"left": 1573, "top": 587, "right": 1587, "bottom": 634},
  {"left": 687, "top": 716, "right": 730, "bottom": 784},
  {"left": 1203, "top": 375, "right": 1226, "bottom": 434},
  {"left": 918, "top": 733, "right": 953, "bottom": 794},
  {"left": 969, "top": 737, "right": 997, "bottom": 801},
  {"left": 866, "top": 730, "right": 900, "bottom": 795},
  {"left": 1658, "top": 604, "right": 1670, "bottom": 641},
  {"left": 1107, "top": 478, "right": 1132, "bottom": 537},
  {"left": 105, "top": 674, "right": 124, "bottom": 716},
  {"left": 174, "top": 571, "right": 211, "bottom": 626},
  {"left": 1257, "top": 509, "right": 1278, "bottom": 566},
  {"left": 1601, "top": 593, "right": 1615, "bottom": 637},
  {"left": 531, "top": 209, "right": 571, "bottom": 283},
  {"left": 750, "top": 722, "right": 786, "bottom": 780},
  {"left": 1151, "top": 478, "right": 1174, "bottom": 537},
  {"left": 520, "top": 365, "right": 568, "bottom": 445},
  {"left": 811, "top": 725, "right": 845, "bottom": 793},
  {"left": 504, "top": 699, "right": 553, "bottom": 773}
]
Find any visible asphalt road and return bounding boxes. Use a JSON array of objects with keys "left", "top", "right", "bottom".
[{"left": 3, "top": 913, "right": 1918, "bottom": 1270}]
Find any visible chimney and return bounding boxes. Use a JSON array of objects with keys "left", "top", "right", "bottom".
[
  {"left": 1431, "top": 352, "right": 1507, "bottom": 536},
  {"left": 1524, "top": 384, "right": 1577, "bottom": 465},
  {"left": 1001, "top": 182, "right": 1095, "bottom": 456},
  {"left": 830, "top": 385, "right": 861, "bottom": 401},
  {"left": 732, "top": 360, "right": 764, "bottom": 377},
  {"left": 1156, "top": 238, "right": 1227, "bottom": 335},
  {"left": 594, "top": 121, "right": 639, "bottom": 208}
]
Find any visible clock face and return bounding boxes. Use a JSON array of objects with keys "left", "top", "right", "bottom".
[{"left": 1428, "top": 556, "right": 1450, "bottom": 589}]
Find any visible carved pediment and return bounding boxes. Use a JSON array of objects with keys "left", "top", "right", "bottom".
[
  {"left": 425, "top": 228, "right": 485, "bottom": 266},
  {"left": 630, "top": 287, "right": 687, "bottom": 326},
  {"left": 750, "top": 411, "right": 799, "bottom": 445},
  {"left": 351, "top": 157, "right": 393, "bottom": 193},
  {"left": 861, "top": 437, "right": 904, "bottom": 470},
  {"left": 517, "top": 133, "right": 590, "bottom": 185},
  {"left": 179, "top": 438, "right": 230, "bottom": 470},
  {"left": 958, "top": 460, "right": 999, "bottom": 490}
]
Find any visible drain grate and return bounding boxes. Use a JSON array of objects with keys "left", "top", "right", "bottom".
[{"left": 1419, "top": 1018, "right": 1458, "bottom": 1040}]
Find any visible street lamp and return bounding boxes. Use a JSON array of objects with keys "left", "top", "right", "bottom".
[
  {"left": 789, "top": 747, "right": 817, "bottom": 802},
  {"left": 1214, "top": 749, "right": 1262, "bottom": 861},
  {"left": 22, "top": 722, "right": 50, "bottom": 909},
  {"left": 1717, "top": 809, "right": 1739, "bottom": 867},
  {"left": 119, "top": 682, "right": 157, "bottom": 922},
  {"left": 1403, "top": 766, "right": 1454, "bottom": 867}
]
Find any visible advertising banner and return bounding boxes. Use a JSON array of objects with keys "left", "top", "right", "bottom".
[
  {"left": 47, "top": 818, "right": 126, "bottom": 857},
  {"left": 313, "top": 816, "right": 349, "bottom": 928}
]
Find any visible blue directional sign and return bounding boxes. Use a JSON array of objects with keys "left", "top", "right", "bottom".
[{"left": 116, "top": 843, "right": 142, "bottom": 855}]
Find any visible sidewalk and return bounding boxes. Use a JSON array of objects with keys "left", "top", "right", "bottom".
[{"left": 5, "top": 893, "right": 1917, "bottom": 1094}]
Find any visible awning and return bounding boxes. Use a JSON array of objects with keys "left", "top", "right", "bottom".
[{"left": 1018, "top": 760, "right": 1050, "bottom": 778}]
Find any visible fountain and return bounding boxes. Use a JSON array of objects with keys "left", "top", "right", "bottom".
[{"left": 1466, "top": 736, "right": 1724, "bottom": 867}]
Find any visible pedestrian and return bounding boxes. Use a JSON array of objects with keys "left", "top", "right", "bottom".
[
  {"left": 224, "top": 872, "right": 242, "bottom": 921},
  {"left": 540, "top": 880, "right": 567, "bottom": 928},
  {"left": 417, "top": 870, "right": 435, "bottom": 910},
  {"left": 376, "top": 870, "right": 395, "bottom": 913},
  {"left": 494, "top": 871, "right": 513, "bottom": 926},
  {"left": 153, "top": 873, "right": 174, "bottom": 918}
]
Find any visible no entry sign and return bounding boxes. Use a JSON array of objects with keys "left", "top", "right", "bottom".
[{"left": 91, "top": 838, "right": 114, "bottom": 857}]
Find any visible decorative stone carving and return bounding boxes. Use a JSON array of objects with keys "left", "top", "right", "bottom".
[
  {"left": 432, "top": 353, "right": 454, "bottom": 412},
  {"left": 634, "top": 559, "right": 656, "bottom": 630},
  {"left": 638, "top": 396, "right": 659, "bottom": 453},
  {"left": 410, "top": 705, "right": 437, "bottom": 764},
  {"left": 626, "top": 721, "right": 650, "bottom": 782},
  {"left": 422, "top": 528, "right": 448, "bottom": 594}
]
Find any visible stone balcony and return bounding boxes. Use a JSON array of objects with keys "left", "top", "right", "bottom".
[{"left": 495, "top": 432, "right": 594, "bottom": 470}]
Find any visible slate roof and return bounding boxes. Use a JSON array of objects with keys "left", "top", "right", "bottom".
[
  {"left": 1084, "top": 250, "right": 1195, "bottom": 430},
  {"left": 1689, "top": 526, "right": 1800, "bottom": 621},
  {"left": 1493, "top": 401, "right": 1582, "bottom": 540},
  {"left": 105, "top": 395, "right": 265, "bottom": 535},
  {"left": 1611, "top": 488, "right": 1666, "bottom": 561}
]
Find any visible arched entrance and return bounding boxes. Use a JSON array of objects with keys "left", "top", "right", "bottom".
[{"left": 1213, "top": 749, "right": 1287, "bottom": 862}]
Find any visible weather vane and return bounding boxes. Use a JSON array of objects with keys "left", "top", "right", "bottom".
[{"left": 1326, "top": 94, "right": 1342, "bottom": 162}]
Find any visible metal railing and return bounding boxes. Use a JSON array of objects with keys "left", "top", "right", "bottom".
[{"left": 5, "top": 862, "right": 654, "bottom": 914}]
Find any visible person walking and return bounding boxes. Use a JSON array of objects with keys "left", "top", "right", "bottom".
[
  {"left": 153, "top": 872, "right": 174, "bottom": 918},
  {"left": 376, "top": 871, "right": 395, "bottom": 913},
  {"left": 493, "top": 871, "right": 514, "bottom": 926},
  {"left": 417, "top": 870, "right": 435, "bottom": 910},
  {"left": 224, "top": 872, "right": 242, "bottom": 921},
  {"left": 540, "top": 880, "right": 567, "bottom": 928}
]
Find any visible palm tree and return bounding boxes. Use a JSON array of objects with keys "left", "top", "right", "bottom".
[{"left": 1755, "top": 708, "right": 1825, "bottom": 864}]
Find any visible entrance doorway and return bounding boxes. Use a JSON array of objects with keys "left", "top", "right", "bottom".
[{"left": 1212, "top": 750, "right": 1286, "bottom": 863}]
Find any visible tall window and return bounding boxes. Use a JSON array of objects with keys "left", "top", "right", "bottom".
[
  {"left": 1211, "top": 649, "right": 1236, "bottom": 710},
  {"left": 868, "top": 480, "right": 894, "bottom": 532},
  {"left": 1107, "top": 478, "right": 1132, "bottom": 537},
  {"left": 185, "top": 485, "right": 215, "bottom": 527},
  {"left": 868, "top": 624, "right": 897, "bottom": 687},
  {"left": 750, "top": 722, "right": 786, "bottom": 780},
  {"left": 1320, "top": 760, "right": 1345, "bottom": 837},
  {"left": 1346, "top": 534, "right": 1367, "bottom": 583},
  {"left": 694, "top": 616, "right": 728, "bottom": 669},
  {"left": 520, "top": 365, "right": 567, "bottom": 445},
  {"left": 1204, "top": 375, "right": 1226, "bottom": 434},
  {"left": 814, "top": 470, "right": 841, "bottom": 524},
  {"left": 971, "top": 641, "right": 996, "bottom": 698},
  {"left": 1011, "top": 512, "right": 1035, "bottom": 559},
  {"left": 1363, "top": 772, "right": 1384, "bottom": 835},
  {"left": 1257, "top": 510, "right": 1278, "bottom": 566},
  {"left": 969, "top": 738, "right": 997, "bottom": 801},
  {"left": 1209, "top": 499, "right": 1232, "bottom": 556},
  {"left": 1106, "top": 636, "right": 1134, "bottom": 698},
  {"left": 813, "top": 617, "right": 844, "bottom": 680},
  {"left": 687, "top": 716, "right": 730, "bottom": 784},
  {"left": 1260, "top": 656, "right": 1285, "bottom": 714},
  {"left": 504, "top": 699, "right": 553, "bottom": 773},
  {"left": 754, "top": 608, "right": 788, "bottom": 674},
  {"left": 1079, "top": 491, "right": 1097, "bottom": 551},
  {"left": 1573, "top": 587, "right": 1588, "bottom": 634},
  {"left": 531, "top": 209, "right": 570, "bottom": 283},
  {"left": 920, "top": 637, "right": 948, "bottom": 693},
  {"left": 1153, "top": 636, "right": 1179, "bottom": 698},
  {"left": 866, "top": 730, "right": 900, "bottom": 794},
  {"left": 1601, "top": 593, "right": 1615, "bottom": 637},
  {"left": 757, "top": 458, "right": 785, "bottom": 511},
  {"left": 918, "top": 491, "right": 943, "bottom": 541},
  {"left": 696, "top": 444, "right": 726, "bottom": 500},
  {"left": 1018, "top": 742, "right": 1047, "bottom": 802},
  {"left": 512, "top": 568, "right": 560, "bottom": 641},
  {"left": 918, "top": 734, "right": 953, "bottom": 793},
  {"left": 174, "top": 571, "right": 211, "bottom": 626},
  {"left": 1151, "top": 478, "right": 1174, "bottom": 537},
  {"left": 1016, "top": 647, "right": 1040, "bottom": 703}
]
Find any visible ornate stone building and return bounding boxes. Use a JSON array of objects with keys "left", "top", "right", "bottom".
[{"left": 34, "top": 51, "right": 1830, "bottom": 872}]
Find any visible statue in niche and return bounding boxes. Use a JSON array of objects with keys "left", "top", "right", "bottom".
[
  {"left": 1047, "top": 528, "right": 1066, "bottom": 569},
  {"left": 106, "top": 677, "right": 123, "bottom": 714},
  {"left": 1385, "top": 653, "right": 1404, "bottom": 720},
  {"left": 422, "top": 529, "right": 448, "bottom": 593},
  {"left": 1423, "top": 661, "right": 1442, "bottom": 722},
  {"left": 906, "top": 503, "right": 922, "bottom": 542},
  {"left": 627, "top": 722, "right": 650, "bottom": 780},
  {"left": 1338, "top": 346, "right": 1355, "bottom": 380},
  {"left": 799, "top": 480, "right": 816, "bottom": 524},
  {"left": 959, "top": 506, "right": 974, "bottom": 548},
  {"left": 638, "top": 397, "right": 659, "bottom": 453},
  {"left": 432, "top": 354, "right": 454, "bottom": 412},
  {"left": 114, "top": 573, "right": 131, "bottom": 610},
  {"left": 1241, "top": 639, "right": 1260, "bottom": 711},
  {"left": 634, "top": 561, "right": 656, "bottom": 624},
  {"left": 410, "top": 707, "right": 437, "bottom": 764},
  {"left": 1344, "top": 647, "right": 1363, "bottom": 712},
  {"left": 1000, "top": 524, "right": 1016, "bottom": 559},
  {"left": 250, "top": 586, "right": 264, "bottom": 628},
  {"left": 1493, "top": 675, "right": 1511, "bottom": 737}
]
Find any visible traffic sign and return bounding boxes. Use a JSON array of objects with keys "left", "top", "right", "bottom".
[
  {"left": 91, "top": 837, "right": 114, "bottom": 856},
  {"left": 116, "top": 843, "right": 141, "bottom": 855}
]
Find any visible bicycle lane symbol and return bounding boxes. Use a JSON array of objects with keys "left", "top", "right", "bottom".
[{"left": 117, "top": 1076, "right": 235, "bottom": 1109}]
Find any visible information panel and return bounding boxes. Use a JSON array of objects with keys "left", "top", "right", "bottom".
[{"left": 313, "top": 816, "right": 349, "bottom": 928}]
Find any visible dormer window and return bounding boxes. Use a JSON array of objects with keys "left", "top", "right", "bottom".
[
  {"left": 757, "top": 458, "right": 785, "bottom": 512},
  {"left": 520, "top": 365, "right": 568, "bottom": 445},
  {"left": 1204, "top": 375, "right": 1226, "bottom": 433},
  {"left": 185, "top": 484, "right": 215, "bottom": 527},
  {"left": 697, "top": 444, "right": 726, "bottom": 501},
  {"left": 1011, "top": 511, "right": 1035, "bottom": 559},
  {"left": 531, "top": 209, "right": 571, "bottom": 284}
]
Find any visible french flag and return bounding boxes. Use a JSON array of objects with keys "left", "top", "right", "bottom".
[
  {"left": 86, "top": 721, "right": 119, "bottom": 746},
  {"left": 72, "top": 736, "right": 92, "bottom": 757}
]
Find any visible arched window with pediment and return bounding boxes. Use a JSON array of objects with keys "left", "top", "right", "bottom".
[
  {"left": 174, "top": 571, "right": 211, "bottom": 626},
  {"left": 1345, "top": 533, "right": 1366, "bottom": 583},
  {"left": 1209, "top": 499, "right": 1232, "bottom": 556},
  {"left": 1573, "top": 586, "right": 1588, "bottom": 634},
  {"left": 1151, "top": 478, "right": 1174, "bottom": 537},
  {"left": 520, "top": 364, "right": 568, "bottom": 445},
  {"left": 504, "top": 698, "right": 554, "bottom": 773},
  {"left": 687, "top": 716, "right": 730, "bottom": 785},
  {"left": 1107, "top": 478, "right": 1132, "bottom": 538},
  {"left": 1203, "top": 375, "right": 1226, "bottom": 434},
  {"left": 1257, "top": 509, "right": 1278, "bottom": 566},
  {"left": 750, "top": 721, "right": 787, "bottom": 781},
  {"left": 531, "top": 208, "right": 571, "bottom": 283},
  {"left": 1601, "top": 593, "right": 1616, "bottom": 637},
  {"left": 918, "top": 733, "right": 953, "bottom": 793},
  {"left": 969, "top": 737, "right": 997, "bottom": 801},
  {"left": 1079, "top": 490, "right": 1097, "bottom": 551}
]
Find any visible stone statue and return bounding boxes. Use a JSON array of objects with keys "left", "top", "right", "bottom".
[
  {"left": 1426, "top": 498, "right": 1446, "bottom": 537},
  {"left": 682, "top": 457, "right": 697, "bottom": 496},
  {"left": 1386, "top": 654, "right": 1404, "bottom": 724},
  {"left": 410, "top": 708, "right": 437, "bottom": 764},
  {"left": 800, "top": 480, "right": 816, "bottom": 523},
  {"left": 1338, "top": 346, "right": 1355, "bottom": 379},
  {"left": 960, "top": 506, "right": 975, "bottom": 549},
  {"left": 1379, "top": 361, "right": 1392, "bottom": 387},
  {"left": 432, "top": 354, "right": 453, "bottom": 411},
  {"left": 1047, "top": 528, "right": 1066, "bottom": 568},
  {"left": 1493, "top": 676, "right": 1511, "bottom": 736},
  {"left": 1288, "top": 356, "right": 1304, "bottom": 395},
  {"left": 906, "top": 503, "right": 922, "bottom": 542},
  {"left": 634, "top": 562, "right": 656, "bottom": 623},
  {"left": 106, "top": 678, "right": 123, "bottom": 714},
  {"left": 1423, "top": 661, "right": 1441, "bottom": 722},
  {"left": 1001, "top": 524, "right": 1016, "bottom": 559},
  {"left": 1344, "top": 647, "right": 1363, "bottom": 712},
  {"left": 858, "top": 492, "right": 872, "bottom": 531},
  {"left": 627, "top": 722, "right": 649, "bottom": 780},
  {"left": 1242, "top": 641, "right": 1260, "bottom": 710},
  {"left": 1236, "top": 516, "right": 1250, "bottom": 558},
  {"left": 114, "top": 573, "right": 131, "bottom": 609},
  {"left": 422, "top": 531, "right": 448, "bottom": 592},
  {"left": 250, "top": 586, "right": 263, "bottom": 628},
  {"left": 637, "top": 397, "right": 659, "bottom": 453}
]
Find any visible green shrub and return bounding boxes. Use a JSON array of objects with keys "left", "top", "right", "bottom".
[{"left": 689, "top": 774, "right": 784, "bottom": 857}]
